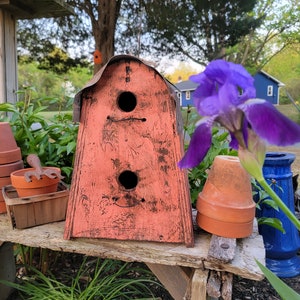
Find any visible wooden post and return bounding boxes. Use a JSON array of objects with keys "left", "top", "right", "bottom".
[{"left": 0, "top": 9, "right": 17, "bottom": 104}]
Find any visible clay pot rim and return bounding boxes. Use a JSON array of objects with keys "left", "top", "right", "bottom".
[
  {"left": 0, "top": 160, "right": 24, "bottom": 177},
  {"left": 0, "top": 148, "right": 22, "bottom": 165},
  {"left": 196, "top": 213, "right": 254, "bottom": 238},
  {"left": 11, "top": 167, "right": 61, "bottom": 188},
  {"left": 215, "top": 155, "right": 239, "bottom": 162},
  {"left": 0, "top": 176, "right": 11, "bottom": 184}
]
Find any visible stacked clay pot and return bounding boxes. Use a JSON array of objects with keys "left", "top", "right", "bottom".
[
  {"left": 0, "top": 122, "right": 24, "bottom": 213},
  {"left": 196, "top": 155, "right": 256, "bottom": 238}
]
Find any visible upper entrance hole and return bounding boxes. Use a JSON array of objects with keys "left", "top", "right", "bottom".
[{"left": 117, "top": 92, "right": 137, "bottom": 112}]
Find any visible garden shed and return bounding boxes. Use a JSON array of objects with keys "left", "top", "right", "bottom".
[
  {"left": 253, "top": 70, "right": 285, "bottom": 105},
  {"left": 0, "top": 0, "right": 73, "bottom": 104},
  {"left": 175, "top": 79, "right": 198, "bottom": 107}
]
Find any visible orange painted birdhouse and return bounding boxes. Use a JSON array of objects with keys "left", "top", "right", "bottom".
[{"left": 64, "top": 55, "right": 194, "bottom": 247}]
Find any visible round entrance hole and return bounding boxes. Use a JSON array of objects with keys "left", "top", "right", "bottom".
[
  {"left": 117, "top": 92, "right": 137, "bottom": 112},
  {"left": 118, "top": 170, "right": 138, "bottom": 190}
]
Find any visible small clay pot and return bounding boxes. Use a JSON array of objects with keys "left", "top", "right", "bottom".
[
  {"left": 196, "top": 155, "right": 256, "bottom": 238},
  {"left": 10, "top": 167, "right": 61, "bottom": 198},
  {"left": 0, "top": 122, "right": 22, "bottom": 164}
]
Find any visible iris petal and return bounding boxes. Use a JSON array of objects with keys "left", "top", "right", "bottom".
[
  {"left": 218, "top": 82, "right": 239, "bottom": 108},
  {"left": 178, "top": 118, "right": 212, "bottom": 168},
  {"left": 242, "top": 99, "right": 300, "bottom": 146},
  {"left": 229, "top": 133, "right": 239, "bottom": 149}
]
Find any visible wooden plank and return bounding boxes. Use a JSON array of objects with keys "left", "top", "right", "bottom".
[
  {"left": 0, "top": 0, "right": 73, "bottom": 19},
  {"left": 146, "top": 263, "right": 190, "bottom": 300},
  {"left": 208, "top": 235, "right": 236, "bottom": 263},
  {"left": 0, "top": 214, "right": 265, "bottom": 280},
  {"left": 221, "top": 272, "right": 233, "bottom": 300},
  {"left": 188, "top": 269, "right": 209, "bottom": 300},
  {"left": 207, "top": 271, "right": 221, "bottom": 298},
  {"left": 204, "top": 229, "right": 265, "bottom": 281},
  {"left": 0, "top": 9, "right": 17, "bottom": 104}
]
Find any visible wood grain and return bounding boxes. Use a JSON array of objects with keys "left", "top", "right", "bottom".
[{"left": 0, "top": 214, "right": 265, "bottom": 281}]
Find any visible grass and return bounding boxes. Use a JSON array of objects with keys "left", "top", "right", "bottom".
[
  {"left": 277, "top": 104, "right": 300, "bottom": 124},
  {"left": 38, "top": 111, "right": 72, "bottom": 121},
  {"left": 0, "top": 258, "right": 163, "bottom": 299}
]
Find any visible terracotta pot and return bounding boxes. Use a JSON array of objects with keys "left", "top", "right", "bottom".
[
  {"left": 0, "top": 122, "right": 22, "bottom": 164},
  {"left": 10, "top": 167, "right": 61, "bottom": 198},
  {"left": 0, "top": 177, "right": 12, "bottom": 213},
  {"left": 196, "top": 155, "right": 256, "bottom": 238},
  {"left": 0, "top": 160, "right": 24, "bottom": 177}
]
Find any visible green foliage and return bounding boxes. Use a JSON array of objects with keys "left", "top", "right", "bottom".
[
  {"left": 256, "top": 260, "right": 300, "bottom": 300},
  {"left": 0, "top": 90, "right": 78, "bottom": 183},
  {"left": 182, "top": 107, "right": 237, "bottom": 204},
  {"left": 264, "top": 44, "right": 300, "bottom": 105},
  {"left": 144, "top": 0, "right": 262, "bottom": 63},
  {"left": 252, "top": 178, "right": 285, "bottom": 233},
  {"left": 0, "top": 258, "right": 162, "bottom": 299},
  {"left": 227, "top": 1, "right": 300, "bottom": 71},
  {"left": 18, "top": 61, "right": 92, "bottom": 110}
]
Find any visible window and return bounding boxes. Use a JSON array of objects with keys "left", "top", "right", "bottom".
[
  {"left": 186, "top": 91, "right": 191, "bottom": 100},
  {"left": 267, "top": 85, "right": 273, "bottom": 96}
]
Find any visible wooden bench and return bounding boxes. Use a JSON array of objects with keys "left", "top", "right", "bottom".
[{"left": 0, "top": 214, "right": 265, "bottom": 299}]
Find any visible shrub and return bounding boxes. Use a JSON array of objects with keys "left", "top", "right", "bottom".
[{"left": 0, "top": 89, "right": 78, "bottom": 183}]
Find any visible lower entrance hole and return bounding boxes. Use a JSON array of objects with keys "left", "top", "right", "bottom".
[{"left": 118, "top": 170, "right": 138, "bottom": 190}]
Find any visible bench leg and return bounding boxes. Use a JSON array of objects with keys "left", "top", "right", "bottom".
[
  {"left": 146, "top": 263, "right": 191, "bottom": 299},
  {"left": 0, "top": 242, "right": 16, "bottom": 299},
  {"left": 146, "top": 263, "right": 210, "bottom": 300}
]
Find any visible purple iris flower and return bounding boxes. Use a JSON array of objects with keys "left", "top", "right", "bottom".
[{"left": 179, "top": 59, "right": 300, "bottom": 168}]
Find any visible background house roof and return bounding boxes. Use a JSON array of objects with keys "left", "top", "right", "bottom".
[
  {"left": 257, "top": 70, "right": 285, "bottom": 87},
  {"left": 175, "top": 80, "right": 198, "bottom": 91},
  {"left": 0, "top": 0, "right": 73, "bottom": 19}
]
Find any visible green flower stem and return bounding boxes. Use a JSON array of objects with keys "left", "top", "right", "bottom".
[{"left": 257, "top": 177, "right": 300, "bottom": 231}]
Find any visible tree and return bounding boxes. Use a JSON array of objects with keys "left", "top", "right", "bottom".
[
  {"left": 226, "top": 0, "right": 300, "bottom": 72},
  {"left": 66, "top": 0, "right": 122, "bottom": 73},
  {"left": 143, "top": 0, "right": 263, "bottom": 65},
  {"left": 18, "top": 0, "right": 264, "bottom": 72},
  {"left": 264, "top": 44, "right": 300, "bottom": 103},
  {"left": 18, "top": 1, "right": 123, "bottom": 74},
  {"left": 21, "top": 0, "right": 300, "bottom": 75}
]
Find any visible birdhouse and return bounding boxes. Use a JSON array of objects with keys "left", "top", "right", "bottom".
[{"left": 64, "top": 55, "right": 194, "bottom": 247}]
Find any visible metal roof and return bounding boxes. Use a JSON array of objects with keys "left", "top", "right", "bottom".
[
  {"left": 0, "top": 0, "right": 73, "bottom": 19},
  {"left": 257, "top": 70, "right": 285, "bottom": 87},
  {"left": 175, "top": 80, "right": 198, "bottom": 91}
]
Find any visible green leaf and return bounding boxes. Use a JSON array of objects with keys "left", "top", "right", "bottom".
[
  {"left": 257, "top": 217, "right": 285, "bottom": 233},
  {"left": 66, "top": 141, "right": 76, "bottom": 154},
  {"left": 0, "top": 103, "right": 18, "bottom": 113},
  {"left": 261, "top": 199, "right": 279, "bottom": 210},
  {"left": 256, "top": 260, "right": 300, "bottom": 300}
]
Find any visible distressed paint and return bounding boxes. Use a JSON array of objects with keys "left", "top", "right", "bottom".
[{"left": 64, "top": 55, "right": 194, "bottom": 247}]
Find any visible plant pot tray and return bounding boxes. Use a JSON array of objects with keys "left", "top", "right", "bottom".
[{"left": 2, "top": 182, "right": 69, "bottom": 229}]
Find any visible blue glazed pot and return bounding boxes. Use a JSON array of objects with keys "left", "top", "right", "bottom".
[{"left": 258, "top": 152, "right": 300, "bottom": 278}]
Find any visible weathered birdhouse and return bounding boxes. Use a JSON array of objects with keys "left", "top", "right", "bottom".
[{"left": 64, "top": 55, "right": 194, "bottom": 247}]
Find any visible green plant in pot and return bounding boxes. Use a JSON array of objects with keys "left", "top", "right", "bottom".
[{"left": 0, "top": 88, "right": 78, "bottom": 184}]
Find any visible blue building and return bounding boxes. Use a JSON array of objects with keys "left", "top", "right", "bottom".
[
  {"left": 175, "top": 70, "right": 284, "bottom": 107},
  {"left": 175, "top": 80, "right": 198, "bottom": 107},
  {"left": 253, "top": 70, "right": 285, "bottom": 105}
]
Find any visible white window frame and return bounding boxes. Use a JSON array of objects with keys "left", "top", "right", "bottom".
[
  {"left": 267, "top": 85, "right": 273, "bottom": 97},
  {"left": 186, "top": 91, "right": 191, "bottom": 100}
]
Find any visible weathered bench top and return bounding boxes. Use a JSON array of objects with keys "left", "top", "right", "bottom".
[{"left": 0, "top": 214, "right": 264, "bottom": 281}]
